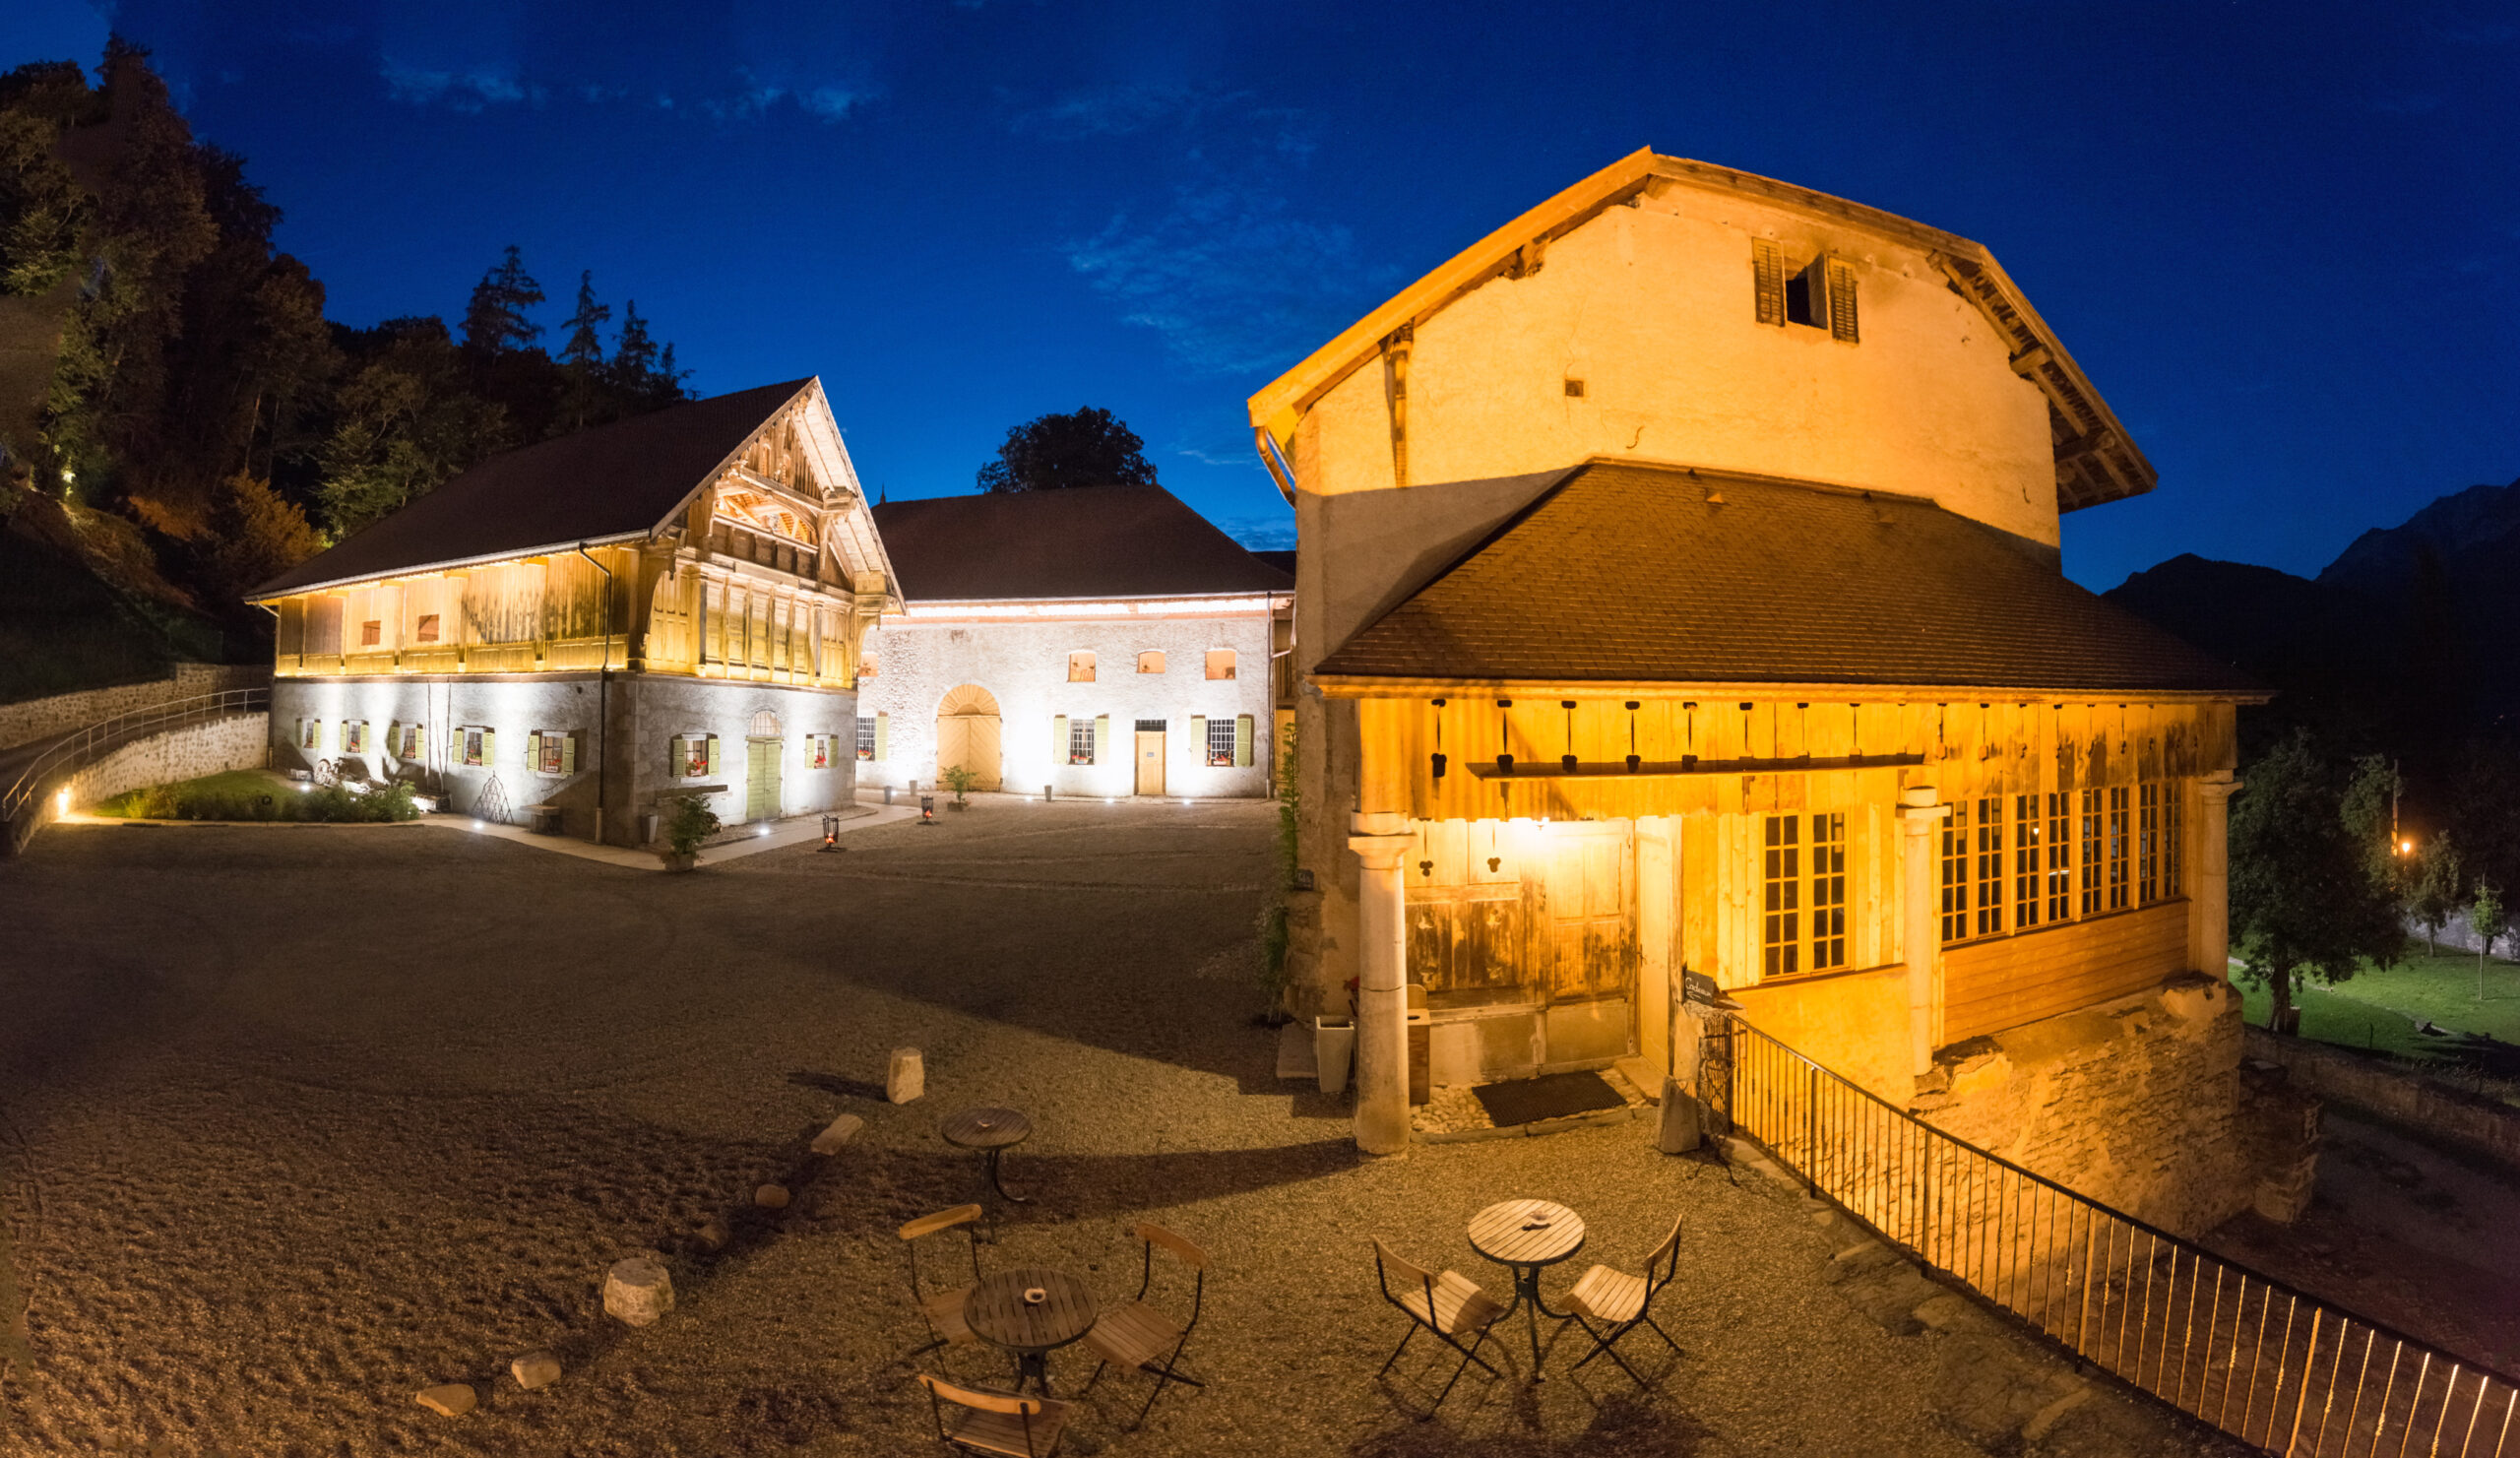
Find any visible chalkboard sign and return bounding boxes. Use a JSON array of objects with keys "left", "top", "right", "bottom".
[{"left": 1681, "top": 969, "right": 1721, "bottom": 1006}]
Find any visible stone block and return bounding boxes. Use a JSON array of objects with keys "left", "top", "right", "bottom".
[
  {"left": 603, "top": 1255, "right": 675, "bottom": 1327},
  {"left": 810, "top": 1113, "right": 864, "bottom": 1155},
  {"left": 510, "top": 1352, "right": 562, "bottom": 1390},
  {"left": 754, "top": 1183, "right": 790, "bottom": 1209},
  {"left": 887, "top": 1048, "right": 923, "bottom": 1104},
  {"left": 1655, "top": 1083, "right": 1701, "bottom": 1153},
  {"left": 415, "top": 1383, "right": 476, "bottom": 1417},
  {"left": 694, "top": 1217, "right": 728, "bottom": 1252}
]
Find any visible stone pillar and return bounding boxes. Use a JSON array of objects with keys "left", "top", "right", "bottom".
[
  {"left": 2192, "top": 771, "right": 2240, "bottom": 979},
  {"left": 1896, "top": 786, "right": 1948, "bottom": 1076},
  {"left": 1347, "top": 810, "right": 1413, "bottom": 1156}
]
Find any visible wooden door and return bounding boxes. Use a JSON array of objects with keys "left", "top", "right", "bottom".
[
  {"left": 1541, "top": 824, "right": 1636, "bottom": 1065},
  {"left": 1134, "top": 730, "right": 1166, "bottom": 796},
  {"left": 934, "top": 712, "right": 1002, "bottom": 791},
  {"left": 746, "top": 739, "right": 782, "bottom": 820},
  {"left": 934, "top": 716, "right": 967, "bottom": 783}
]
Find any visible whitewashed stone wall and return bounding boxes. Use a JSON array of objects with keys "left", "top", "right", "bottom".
[
  {"left": 856, "top": 608, "right": 1276, "bottom": 799},
  {"left": 0, "top": 664, "right": 268, "bottom": 750},
  {"left": 62, "top": 713, "right": 269, "bottom": 810},
  {"left": 269, "top": 673, "right": 857, "bottom": 843}
]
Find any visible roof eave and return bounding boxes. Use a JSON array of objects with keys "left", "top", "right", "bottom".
[
  {"left": 245, "top": 527, "right": 657, "bottom": 602},
  {"left": 1307, "top": 673, "right": 2270, "bottom": 705}
]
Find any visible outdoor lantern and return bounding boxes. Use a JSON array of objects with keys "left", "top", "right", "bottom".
[
  {"left": 820, "top": 812, "right": 840, "bottom": 851},
  {"left": 918, "top": 793, "right": 935, "bottom": 826}
]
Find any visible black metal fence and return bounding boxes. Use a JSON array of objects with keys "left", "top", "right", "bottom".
[
  {"left": 1719, "top": 1014, "right": 2518, "bottom": 1458},
  {"left": 1, "top": 687, "right": 269, "bottom": 855}
]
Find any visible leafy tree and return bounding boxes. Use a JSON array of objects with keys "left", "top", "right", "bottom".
[
  {"left": 2473, "top": 882, "right": 2507, "bottom": 1000},
  {"left": 198, "top": 472, "right": 320, "bottom": 602},
  {"left": 0, "top": 102, "right": 89, "bottom": 294},
  {"left": 2411, "top": 835, "right": 2464, "bottom": 957},
  {"left": 2450, "top": 740, "right": 2520, "bottom": 922},
  {"left": 2230, "top": 729, "right": 2405, "bottom": 1032},
  {"left": 976, "top": 407, "right": 1159, "bottom": 493},
  {"left": 460, "top": 244, "right": 543, "bottom": 354},
  {"left": 315, "top": 318, "right": 510, "bottom": 536}
]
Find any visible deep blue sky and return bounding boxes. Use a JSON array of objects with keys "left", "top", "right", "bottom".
[{"left": 5, "top": 2, "right": 2514, "bottom": 587}]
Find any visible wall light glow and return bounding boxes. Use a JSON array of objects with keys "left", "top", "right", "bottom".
[{"left": 55, "top": 789, "right": 69, "bottom": 815}]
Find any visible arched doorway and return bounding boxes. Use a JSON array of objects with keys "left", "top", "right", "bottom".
[{"left": 934, "top": 685, "right": 1002, "bottom": 792}]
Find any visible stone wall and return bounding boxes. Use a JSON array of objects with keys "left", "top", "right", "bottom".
[
  {"left": 1909, "top": 975, "right": 2317, "bottom": 1235},
  {"left": 2240, "top": 1026, "right": 2520, "bottom": 1173},
  {"left": 0, "top": 664, "right": 267, "bottom": 750},
  {"left": 61, "top": 713, "right": 269, "bottom": 811},
  {"left": 2406, "top": 910, "right": 2514, "bottom": 959}
]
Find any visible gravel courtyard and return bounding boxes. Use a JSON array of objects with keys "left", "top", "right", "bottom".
[{"left": 0, "top": 800, "right": 2245, "bottom": 1456}]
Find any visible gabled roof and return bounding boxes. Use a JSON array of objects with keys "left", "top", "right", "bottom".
[
  {"left": 871, "top": 484, "right": 1293, "bottom": 602},
  {"left": 1246, "top": 150, "right": 2154, "bottom": 516},
  {"left": 1314, "top": 462, "right": 2262, "bottom": 696},
  {"left": 251, "top": 379, "right": 817, "bottom": 599}
]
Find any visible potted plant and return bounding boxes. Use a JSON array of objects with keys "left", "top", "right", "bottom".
[
  {"left": 939, "top": 765, "right": 977, "bottom": 810},
  {"left": 1315, "top": 977, "right": 1358, "bottom": 1096},
  {"left": 658, "top": 793, "right": 720, "bottom": 871}
]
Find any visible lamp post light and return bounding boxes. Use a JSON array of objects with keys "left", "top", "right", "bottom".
[
  {"left": 918, "top": 793, "right": 935, "bottom": 826},
  {"left": 820, "top": 811, "right": 841, "bottom": 851}
]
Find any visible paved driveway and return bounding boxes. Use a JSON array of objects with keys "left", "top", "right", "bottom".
[{"left": 0, "top": 804, "right": 2239, "bottom": 1456}]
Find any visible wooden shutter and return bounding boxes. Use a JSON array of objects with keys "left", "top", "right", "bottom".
[
  {"left": 527, "top": 731, "right": 543, "bottom": 768},
  {"left": 1752, "top": 237, "right": 1785, "bottom": 326},
  {"left": 705, "top": 734, "right": 720, "bottom": 776},
  {"left": 873, "top": 713, "right": 888, "bottom": 761},
  {"left": 1052, "top": 715, "right": 1067, "bottom": 764},
  {"left": 561, "top": 731, "right": 579, "bottom": 774},
  {"left": 1236, "top": 714, "right": 1254, "bottom": 767},
  {"left": 481, "top": 729, "right": 496, "bottom": 763},
  {"left": 1826, "top": 257, "right": 1859, "bottom": 343},
  {"left": 1796, "top": 253, "right": 1833, "bottom": 332},
  {"left": 1093, "top": 715, "right": 1109, "bottom": 765},
  {"left": 387, "top": 721, "right": 401, "bottom": 756},
  {"left": 670, "top": 735, "right": 688, "bottom": 775},
  {"left": 450, "top": 725, "right": 464, "bottom": 759},
  {"left": 1189, "top": 715, "right": 1206, "bottom": 762}
]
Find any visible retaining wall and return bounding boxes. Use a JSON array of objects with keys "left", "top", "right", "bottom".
[
  {"left": 61, "top": 714, "right": 270, "bottom": 812},
  {"left": 0, "top": 664, "right": 267, "bottom": 750},
  {"left": 2240, "top": 1026, "right": 2520, "bottom": 1173}
]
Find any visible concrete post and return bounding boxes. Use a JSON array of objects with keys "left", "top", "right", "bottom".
[
  {"left": 2193, "top": 771, "right": 2240, "bottom": 980},
  {"left": 1896, "top": 787, "right": 1947, "bottom": 1077},
  {"left": 1347, "top": 810, "right": 1413, "bottom": 1156}
]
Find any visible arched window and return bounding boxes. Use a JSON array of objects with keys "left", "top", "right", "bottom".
[
  {"left": 1137, "top": 650, "right": 1166, "bottom": 674},
  {"left": 748, "top": 710, "right": 783, "bottom": 738}
]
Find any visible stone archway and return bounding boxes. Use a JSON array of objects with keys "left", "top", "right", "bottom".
[{"left": 934, "top": 684, "right": 1002, "bottom": 792}]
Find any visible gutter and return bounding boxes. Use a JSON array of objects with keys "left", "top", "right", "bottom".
[{"left": 576, "top": 541, "right": 615, "bottom": 846}]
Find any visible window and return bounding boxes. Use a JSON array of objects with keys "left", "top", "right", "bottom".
[
  {"left": 1754, "top": 240, "right": 1859, "bottom": 343},
  {"left": 1762, "top": 815, "right": 1801, "bottom": 978},
  {"left": 809, "top": 734, "right": 831, "bottom": 770},
  {"left": 2080, "top": 790, "right": 2106, "bottom": 917},
  {"left": 1974, "top": 796, "right": 2003, "bottom": 938},
  {"left": 671, "top": 733, "right": 716, "bottom": 778},
  {"left": 2108, "top": 786, "right": 2131, "bottom": 912},
  {"left": 2139, "top": 783, "right": 2161, "bottom": 905},
  {"left": 414, "top": 613, "right": 441, "bottom": 644},
  {"left": 359, "top": 620, "right": 382, "bottom": 647},
  {"left": 298, "top": 718, "right": 321, "bottom": 750},
  {"left": 1068, "top": 717, "right": 1096, "bottom": 765},
  {"left": 2045, "top": 793, "right": 2073, "bottom": 924},
  {"left": 2163, "top": 785, "right": 2184, "bottom": 899},
  {"left": 396, "top": 722, "right": 422, "bottom": 759},
  {"left": 859, "top": 654, "right": 878, "bottom": 677},
  {"left": 344, "top": 721, "right": 366, "bottom": 754},
  {"left": 1207, "top": 717, "right": 1237, "bottom": 767},
  {"left": 1809, "top": 812, "right": 1847, "bottom": 972},
  {"left": 1137, "top": 651, "right": 1165, "bottom": 674},
  {"left": 1941, "top": 800, "right": 1972, "bottom": 943},
  {"left": 530, "top": 730, "right": 578, "bottom": 776},
  {"left": 2013, "top": 794, "right": 2044, "bottom": 929},
  {"left": 1068, "top": 651, "right": 1095, "bottom": 682},
  {"left": 461, "top": 727, "right": 489, "bottom": 767},
  {"left": 856, "top": 718, "right": 876, "bottom": 761},
  {"left": 1205, "top": 649, "right": 1235, "bottom": 680}
]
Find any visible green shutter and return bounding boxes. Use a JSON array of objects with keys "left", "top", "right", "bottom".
[
  {"left": 561, "top": 731, "right": 579, "bottom": 774},
  {"left": 670, "top": 734, "right": 687, "bottom": 776},
  {"left": 1189, "top": 716, "right": 1206, "bottom": 764},
  {"left": 1093, "top": 715, "right": 1109, "bottom": 766},
  {"left": 451, "top": 725, "right": 464, "bottom": 759},
  {"left": 705, "top": 734, "right": 720, "bottom": 776},
  {"left": 482, "top": 729, "right": 496, "bottom": 764},
  {"left": 1236, "top": 714, "right": 1254, "bottom": 768},
  {"left": 1051, "top": 715, "right": 1067, "bottom": 764},
  {"left": 527, "top": 731, "right": 543, "bottom": 768},
  {"left": 873, "top": 713, "right": 888, "bottom": 761}
]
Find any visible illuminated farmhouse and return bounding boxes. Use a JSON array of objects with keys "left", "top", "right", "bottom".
[
  {"left": 248, "top": 378, "right": 898, "bottom": 843},
  {"left": 852, "top": 484, "right": 1292, "bottom": 800},
  {"left": 1255, "top": 151, "right": 2297, "bottom": 1231}
]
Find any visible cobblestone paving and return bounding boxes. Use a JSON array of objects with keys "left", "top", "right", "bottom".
[{"left": 0, "top": 803, "right": 2252, "bottom": 1456}]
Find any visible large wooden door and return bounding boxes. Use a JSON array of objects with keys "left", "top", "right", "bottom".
[
  {"left": 1541, "top": 824, "right": 1636, "bottom": 1064},
  {"left": 934, "top": 684, "right": 1002, "bottom": 791},
  {"left": 1134, "top": 730, "right": 1166, "bottom": 795},
  {"left": 745, "top": 739, "right": 782, "bottom": 820}
]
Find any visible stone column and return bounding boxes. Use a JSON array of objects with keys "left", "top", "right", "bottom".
[
  {"left": 2192, "top": 771, "right": 2239, "bottom": 979},
  {"left": 1896, "top": 787, "right": 1948, "bottom": 1077},
  {"left": 1347, "top": 810, "right": 1413, "bottom": 1156}
]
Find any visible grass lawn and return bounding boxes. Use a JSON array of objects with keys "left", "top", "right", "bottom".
[
  {"left": 90, "top": 768, "right": 297, "bottom": 817},
  {"left": 2236, "top": 949, "right": 2520, "bottom": 1097}
]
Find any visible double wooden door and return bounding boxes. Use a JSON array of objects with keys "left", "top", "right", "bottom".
[
  {"left": 935, "top": 713, "right": 1002, "bottom": 791},
  {"left": 1405, "top": 819, "right": 1638, "bottom": 1067},
  {"left": 745, "top": 739, "right": 782, "bottom": 820}
]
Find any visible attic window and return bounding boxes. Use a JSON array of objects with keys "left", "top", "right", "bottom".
[
  {"left": 414, "top": 614, "right": 441, "bottom": 643},
  {"left": 1069, "top": 651, "right": 1096, "bottom": 682},
  {"left": 1753, "top": 239, "right": 1859, "bottom": 343},
  {"left": 360, "top": 620, "right": 382, "bottom": 647},
  {"left": 1137, "top": 651, "right": 1165, "bottom": 674},
  {"left": 1563, "top": 378, "right": 1586, "bottom": 398}
]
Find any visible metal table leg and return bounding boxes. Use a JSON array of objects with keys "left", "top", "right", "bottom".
[{"left": 987, "top": 1147, "right": 1032, "bottom": 1203}]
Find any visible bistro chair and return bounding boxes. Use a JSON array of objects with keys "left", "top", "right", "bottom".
[
  {"left": 1371, "top": 1236, "right": 1506, "bottom": 1414},
  {"left": 1081, "top": 1222, "right": 1210, "bottom": 1427},
  {"left": 1564, "top": 1213, "right": 1684, "bottom": 1386},
  {"left": 916, "top": 1373, "right": 1072, "bottom": 1458},
  {"left": 902, "top": 1204, "right": 988, "bottom": 1357}
]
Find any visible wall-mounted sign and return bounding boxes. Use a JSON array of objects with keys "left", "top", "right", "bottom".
[{"left": 1681, "top": 969, "right": 1740, "bottom": 1009}]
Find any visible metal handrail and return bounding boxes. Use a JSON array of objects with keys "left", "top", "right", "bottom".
[
  {"left": 1, "top": 687, "right": 270, "bottom": 843},
  {"left": 1718, "top": 1012, "right": 2518, "bottom": 1457}
]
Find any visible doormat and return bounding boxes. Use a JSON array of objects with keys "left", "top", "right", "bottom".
[{"left": 1471, "top": 1070, "right": 1626, "bottom": 1128}]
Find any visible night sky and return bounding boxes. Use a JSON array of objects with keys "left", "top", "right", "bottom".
[{"left": 4, "top": 1, "right": 2513, "bottom": 590}]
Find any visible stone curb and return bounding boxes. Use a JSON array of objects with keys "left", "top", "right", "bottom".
[{"left": 1416, "top": 1105, "right": 1634, "bottom": 1144}]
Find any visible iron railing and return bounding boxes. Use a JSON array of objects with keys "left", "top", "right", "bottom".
[
  {"left": 1717, "top": 1014, "right": 2518, "bottom": 1458},
  {"left": 0, "top": 687, "right": 269, "bottom": 855}
]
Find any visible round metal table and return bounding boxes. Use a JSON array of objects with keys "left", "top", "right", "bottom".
[
  {"left": 964, "top": 1266, "right": 1099, "bottom": 1395},
  {"left": 939, "top": 1106, "right": 1034, "bottom": 1204},
  {"left": 1468, "top": 1198, "right": 1586, "bottom": 1379}
]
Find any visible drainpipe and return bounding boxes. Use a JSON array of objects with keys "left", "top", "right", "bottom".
[
  {"left": 578, "top": 543, "right": 614, "bottom": 846},
  {"left": 254, "top": 601, "right": 280, "bottom": 771}
]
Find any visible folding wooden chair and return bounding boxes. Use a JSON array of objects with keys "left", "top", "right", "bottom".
[
  {"left": 1565, "top": 1214, "right": 1683, "bottom": 1385},
  {"left": 902, "top": 1204, "right": 987, "bottom": 1357},
  {"left": 1371, "top": 1236, "right": 1505, "bottom": 1413},
  {"left": 1082, "top": 1222, "right": 1209, "bottom": 1427},
  {"left": 916, "top": 1373, "right": 1072, "bottom": 1457}
]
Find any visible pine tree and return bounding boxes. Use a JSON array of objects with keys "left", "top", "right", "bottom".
[
  {"left": 560, "top": 271, "right": 608, "bottom": 372},
  {"left": 460, "top": 244, "right": 543, "bottom": 354},
  {"left": 610, "top": 298, "right": 657, "bottom": 393}
]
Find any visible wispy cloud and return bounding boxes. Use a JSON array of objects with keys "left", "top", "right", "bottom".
[
  {"left": 382, "top": 59, "right": 525, "bottom": 111},
  {"left": 1214, "top": 513, "right": 1296, "bottom": 551},
  {"left": 1013, "top": 84, "right": 1233, "bottom": 140}
]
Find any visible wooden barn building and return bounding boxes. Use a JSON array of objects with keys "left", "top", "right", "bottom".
[{"left": 248, "top": 378, "right": 897, "bottom": 844}]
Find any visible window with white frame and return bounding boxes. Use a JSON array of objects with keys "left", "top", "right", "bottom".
[
  {"left": 856, "top": 718, "right": 876, "bottom": 760},
  {"left": 1068, "top": 718, "right": 1095, "bottom": 764},
  {"left": 460, "top": 727, "right": 489, "bottom": 767},
  {"left": 1206, "top": 717, "right": 1236, "bottom": 766},
  {"left": 298, "top": 718, "right": 321, "bottom": 750},
  {"left": 343, "top": 720, "right": 366, "bottom": 754},
  {"left": 395, "top": 722, "right": 422, "bottom": 759},
  {"left": 529, "top": 729, "right": 578, "bottom": 775}
]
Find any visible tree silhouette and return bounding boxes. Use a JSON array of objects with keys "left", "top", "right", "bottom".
[
  {"left": 976, "top": 407, "right": 1158, "bottom": 493},
  {"left": 560, "top": 271, "right": 609, "bottom": 371},
  {"left": 461, "top": 244, "right": 543, "bottom": 354},
  {"left": 2230, "top": 729, "right": 2406, "bottom": 1032}
]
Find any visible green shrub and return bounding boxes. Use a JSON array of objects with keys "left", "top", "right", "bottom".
[{"left": 662, "top": 793, "right": 720, "bottom": 857}]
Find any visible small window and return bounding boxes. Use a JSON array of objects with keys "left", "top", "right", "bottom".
[
  {"left": 1756, "top": 242, "right": 1859, "bottom": 344},
  {"left": 397, "top": 722, "right": 422, "bottom": 759},
  {"left": 414, "top": 613, "right": 440, "bottom": 644},
  {"left": 2046, "top": 792, "right": 2073, "bottom": 923},
  {"left": 344, "top": 721, "right": 366, "bottom": 754},
  {"left": 1974, "top": 796, "right": 2003, "bottom": 938},
  {"left": 856, "top": 718, "right": 876, "bottom": 761},
  {"left": 1137, "top": 651, "right": 1165, "bottom": 674},
  {"left": 1069, "top": 651, "right": 1096, "bottom": 682},
  {"left": 2163, "top": 785, "right": 2184, "bottom": 899},
  {"left": 1069, "top": 718, "right": 1096, "bottom": 765},
  {"left": 1205, "top": 649, "right": 1235, "bottom": 680},
  {"left": 360, "top": 619, "right": 382, "bottom": 647},
  {"left": 1563, "top": 378, "right": 1585, "bottom": 398},
  {"left": 1810, "top": 812, "right": 1847, "bottom": 972},
  {"left": 809, "top": 734, "right": 831, "bottom": 770},
  {"left": 1940, "top": 800, "right": 1971, "bottom": 943},
  {"left": 2138, "top": 783, "right": 2161, "bottom": 905},
  {"left": 298, "top": 719, "right": 321, "bottom": 750},
  {"left": 1762, "top": 815, "right": 1801, "bottom": 978},
  {"left": 1207, "top": 717, "right": 1236, "bottom": 766},
  {"left": 2012, "top": 794, "right": 2044, "bottom": 930},
  {"left": 679, "top": 734, "right": 713, "bottom": 778},
  {"left": 463, "top": 728, "right": 487, "bottom": 767},
  {"left": 859, "top": 655, "right": 878, "bottom": 677},
  {"left": 535, "top": 731, "right": 574, "bottom": 776}
]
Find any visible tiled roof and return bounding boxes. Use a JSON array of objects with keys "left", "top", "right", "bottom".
[
  {"left": 250, "top": 380, "right": 812, "bottom": 598},
  {"left": 871, "top": 484, "right": 1293, "bottom": 602},
  {"left": 1314, "top": 463, "right": 2262, "bottom": 694}
]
